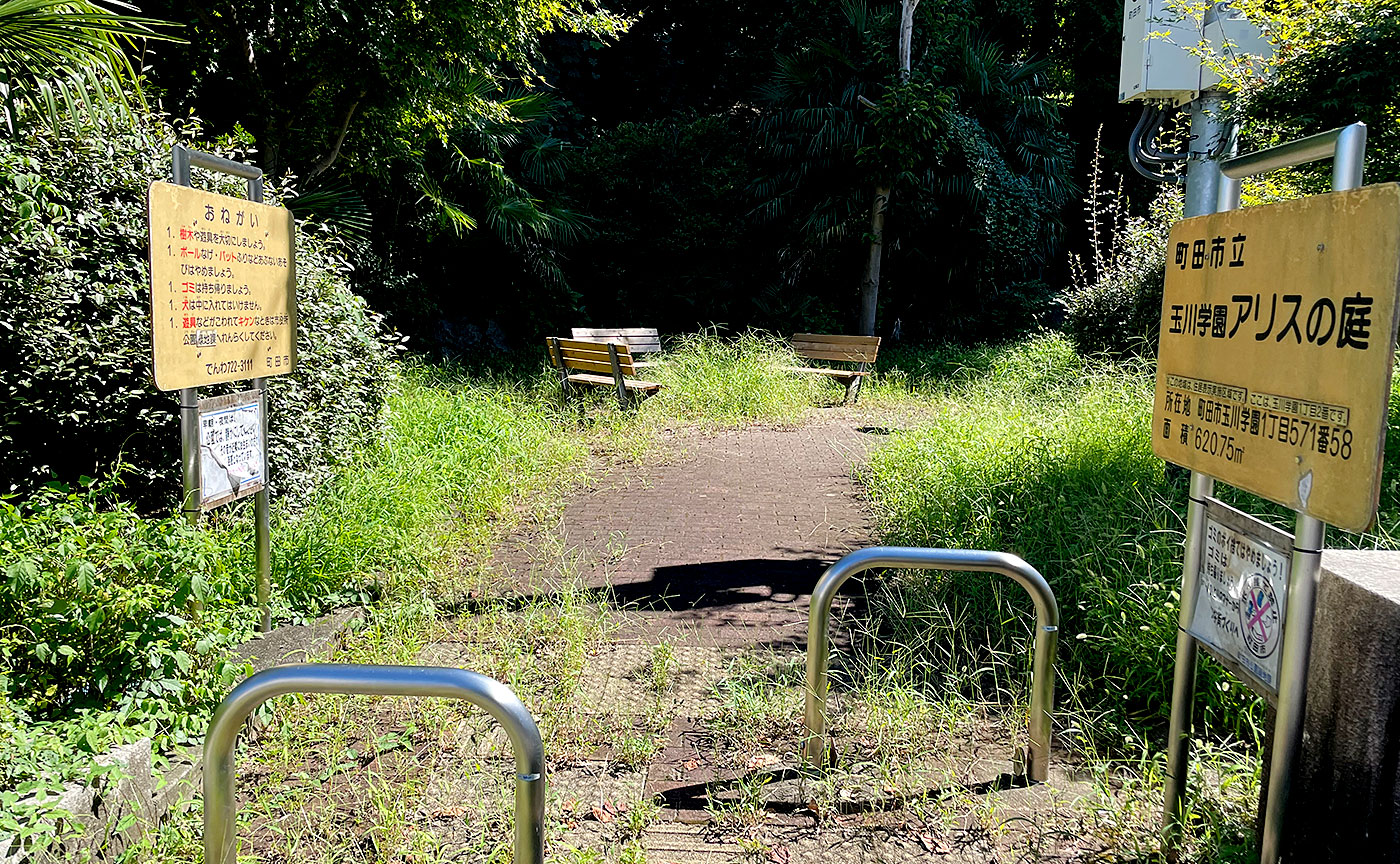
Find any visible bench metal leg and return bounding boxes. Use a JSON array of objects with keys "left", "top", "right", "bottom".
[
  {"left": 607, "top": 343, "right": 630, "bottom": 410},
  {"left": 846, "top": 364, "right": 868, "bottom": 404}
]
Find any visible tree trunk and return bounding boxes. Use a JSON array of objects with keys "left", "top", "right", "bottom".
[
  {"left": 858, "top": 185, "right": 890, "bottom": 336},
  {"left": 857, "top": 0, "right": 917, "bottom": 337}
]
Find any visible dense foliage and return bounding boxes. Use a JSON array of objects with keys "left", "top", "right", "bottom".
[
  {"left": 0, "top": 111, "right": 400, "bottom": 505},
  {"left": 0, "top": 368, "right": 583, "bottom": 856},
  {"left": 1246, "top": 0, "right": 1400, "bottom": 185},
  {"left": 1062, "top": 170, "right": 1181, "bottom": 357}
]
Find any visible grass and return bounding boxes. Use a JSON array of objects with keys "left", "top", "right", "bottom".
[
  {"left": 642, "top": 330, "right": 830, "bottom": 425},
  {"left": 216, "top": 364, "right": 591, "bottom": 612},
  {"left": 23, "top": 329, "right": 1397, "bottom": 863}
]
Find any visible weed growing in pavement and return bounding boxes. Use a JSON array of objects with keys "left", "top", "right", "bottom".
[
  {"left": 706, "top": 772, "right": 772, "bottom": 828},
  {"left": 611, "top": 731, "right": 662, "bottom": 769},
  {"left": 617, "top": 797, "right": 661, "bottom": 840},
  {"left": 647, "top": 643, "right": 676, "bottom": 693},
  {"left": 617, "top": 839, "right": 647, "bottom": 864}
]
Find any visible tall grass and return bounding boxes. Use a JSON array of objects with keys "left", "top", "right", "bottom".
[
  {"left": 215, "top": 365, "right": 587, "bottom": 612},
  {"left": 643, "top": 330, "right": 828, "bottom": 425},
  {"left": 861, "top": 333, "right": 1400, "bottom": 752},
  {"left": 860, "top": 335, "right": 1253, "bottom": 748}
]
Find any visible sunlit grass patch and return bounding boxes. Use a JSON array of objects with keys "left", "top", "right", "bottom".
[{"left": 643, "top": 330, "right": 829, "bottom": 424}]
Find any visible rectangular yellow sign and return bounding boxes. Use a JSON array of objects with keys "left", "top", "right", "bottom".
[
  {"left": 1153, "top": 184, "right": 1400, "bottom": 532},
  {"left": 147, "top": 181, "right": 297, "bottom": 391}
]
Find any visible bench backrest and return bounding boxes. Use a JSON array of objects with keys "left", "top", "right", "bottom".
[
  {"left": 790, "top": 333, "right": 881, "bottom": 365},
  {"left": 547, "top": 337, "right": 640, "bottom": 377},
  {"left": 570, "top": 328, "right": 661, "bottom": 354}
]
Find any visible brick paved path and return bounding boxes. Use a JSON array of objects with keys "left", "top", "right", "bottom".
[
  {"left": 479, "top": 421, "right": 1093, "bottom": 862},
  {"left": 498, "top": 423, "right": 877, "bottom": 649}
]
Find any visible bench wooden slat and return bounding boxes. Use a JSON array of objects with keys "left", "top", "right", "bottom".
[
  {"left": 566, "top": 372, "right": 661, "bottom": 391},
  {"left": 571, "top": 328, "right": 662, "bottom": 353},
  {"left": 792, "top": 333, "right": 881, "bottom": 347},
  {"left": 573, "top": 327, "right": 659, "bottom": 338},
  {"left": 790, "top": 333, "right": 880, "bottom": 364},
  {"left": 781, "top": 366, "right": 869, "bottom": 379},
  {"left": 786, "top": 333, "right": 879, "bottom": 404},
  {"left": 790, "top": 346, "right": 879, "bottom": 363},
  {"left": 548, "top": 336, "right": 660, "bottom": 407},
  {"left": 548, "top": 338, "right": 639, "bottom": 375}
]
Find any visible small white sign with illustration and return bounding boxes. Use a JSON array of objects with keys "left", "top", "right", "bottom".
[
  {"left": 198, "top": 390, "right": 265, "bottom": 509},
  {"left": 1187, "top": 498, "right": 1293, "bottom": 696}
]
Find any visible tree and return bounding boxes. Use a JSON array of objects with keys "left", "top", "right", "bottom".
[
  {"left": 0, "top": 0, "right": 177, "bottom": 131},
  {"left": 1245, "top": 0, "right": 1400, "bottom": 184},
  {"left": 751, "top": 1, "right": 1074, "bottom": 338}
]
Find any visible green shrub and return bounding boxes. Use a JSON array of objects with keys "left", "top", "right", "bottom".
[
  {"left": 0, "top": 112, "right": 400, "bottom": 507},
  {"left": 1061, "top": 174, "right": 1180, "bottom": 358},
  {"left": 0, "top": 474, "right": 251, "bottom": 721}
]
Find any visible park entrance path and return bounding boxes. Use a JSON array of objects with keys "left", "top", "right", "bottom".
[
  {"left": 496, "top": 422, "right": 877, "bottom": 650},
  {"left": 428, "top": 420, "right": 1097, "bottom": 862}
]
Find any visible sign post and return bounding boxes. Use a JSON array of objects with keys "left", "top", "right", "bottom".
[
  {"left": 150, "top": 145, "right": 298, "bottom": 632},
  {"left": 1157, "top": 124, "right": 1396, "bottom": 864}
]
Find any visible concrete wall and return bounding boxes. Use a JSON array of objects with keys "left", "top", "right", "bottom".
[{"left": 1289, "top": 549, "right": 1400, "bottom": 860}]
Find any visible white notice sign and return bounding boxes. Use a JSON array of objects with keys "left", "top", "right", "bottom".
[
  {"left": 199, "top": 390, "right": 265, "bottom": 509},
  {"left": 1188, "top": 499, "right": 1293, "bottom": 695}
]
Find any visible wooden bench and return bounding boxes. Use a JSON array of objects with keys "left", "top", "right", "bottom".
[
  {"left": 784, "top": 333, "right": 880, "bottom": 403},
  {"left": 570, "top": 328, "right": 661, "bottom": 368},
  {"left": 547, "top": 337, "right": 661, "bottom": 409}
]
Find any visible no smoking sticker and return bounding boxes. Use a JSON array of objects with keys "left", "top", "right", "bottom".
[{"left": 1187, "top": 499, "right": 1293, "bottom": 696}]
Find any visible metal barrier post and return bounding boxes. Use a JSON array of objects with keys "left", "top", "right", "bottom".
[
  {"left": 803, "top": 546, "right": 1059, "bottom": 781},
  {"left": 203, "top": 664, "right": 546, "bottom": 864}
]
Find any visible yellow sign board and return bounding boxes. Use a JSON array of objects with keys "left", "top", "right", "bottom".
[
  {"left": 1153, "top": 184, "right": 1400, "bottom": 532},
  {"left": 147, "top": 181, "right": 297, "bottom": 391}
]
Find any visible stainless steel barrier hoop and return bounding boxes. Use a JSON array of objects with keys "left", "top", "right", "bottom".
[
  {"left": 203, "top": 664, "right": 546, "bottom": 864},
  {"left": 802, "top": 546, "right": 1059, "bottom": 781}
]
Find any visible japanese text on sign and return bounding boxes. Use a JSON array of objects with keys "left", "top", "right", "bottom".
[
  {"left": 1152, "top": 184, "right": 1400, "bottom": 532},
  {"left": 1187, "top": 500, "right": 1293, "bottom": 696},
  {"left": 148, "top": 182, "right": 298, "bottom": 391},
  {"left": 198, "top": 390, "right": 265, "bottom": 509}
]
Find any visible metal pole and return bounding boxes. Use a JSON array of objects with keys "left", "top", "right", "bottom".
[
  {"left": 203, "top": 664, "right": 546, "bottom": 864},
  {"left": 172, "top": 146, "right": 201, "bottom": 527},
  {"left": 1159, "top": 89, "right": 1234, "bottom": 856},
  {"left": 1161, "top": 471, "right": 1214, "bottom": 852},
  {"left": 1183, "top": 91, "right": 1232, "bottom": 221},
  {"left": 1257, "top": 121, "right": 1363, "bottom": 864},
  {"left": 179, "top": 387, "right": 200, "bottom": 524},
  {"left": 802, "top": 546, "right": 1059, "bottom": 782},
  {"left": 246, "top": 179, "right": 272, "bottom": 633}
]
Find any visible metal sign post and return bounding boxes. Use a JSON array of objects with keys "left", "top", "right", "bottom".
[
  {"left": 1159, "top": 123, "right": 1383, "bottom": 864},
  {"left": 161, "top": 144, "right": 289, "bottom": 632}
]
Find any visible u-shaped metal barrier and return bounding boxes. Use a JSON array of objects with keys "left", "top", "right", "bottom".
[
  {"left": 203, "top": 664, "right": 546, "bottom": 864},
  {"left": 803, "top": 547, "right": 1059, "bottom": 781}
]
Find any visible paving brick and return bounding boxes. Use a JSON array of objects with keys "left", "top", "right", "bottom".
[{"left": 496, "top": 424, "right": 879, "bottom": 649}]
